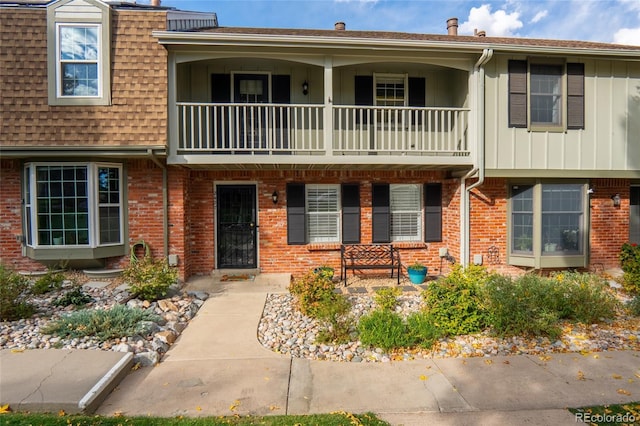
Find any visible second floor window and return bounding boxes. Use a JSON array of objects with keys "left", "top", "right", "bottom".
[
  {"left": 530, "top": 65, "right": 562, "bottom": 126},
  {"left": 58, "top": 25, "right": 100, "bottom": 97}
]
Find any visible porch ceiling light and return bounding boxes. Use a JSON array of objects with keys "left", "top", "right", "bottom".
[
  {"left": 611, "top": 193, "right": 621, "bottom": 207},
  {"left": 272, "top": 191, "right": 279, "bottom": 204},
  {"left": 302, "top": 80, "right": 309, "bottom": 95}
]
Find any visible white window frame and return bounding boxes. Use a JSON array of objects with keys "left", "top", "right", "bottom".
[
  {"left": 24, "top": 162, "right": 123, "bottom": 249},
  {"left": 390, "top": 183, "right": 422, "bottom": 242},
  {"left": 529, "top": 64, "right": 563, "bottom": 127},
  {"left": 306, "top": 184, "right": 340, "bottom": 243},
  {"left": 56, "top": 23, "right": 102, "bottom": 99}
]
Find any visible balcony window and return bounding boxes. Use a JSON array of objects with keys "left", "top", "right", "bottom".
[{"left": 24, "top": 163, "right": 123, "bottom": 248}]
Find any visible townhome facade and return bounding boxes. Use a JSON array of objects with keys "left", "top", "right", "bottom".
[{"left": 1, "top": 0, "right": 639, "bottom": 281}]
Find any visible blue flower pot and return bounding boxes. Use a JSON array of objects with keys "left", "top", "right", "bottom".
[{"left": 407, "top": 266, "right": 428, "bottom": 284}]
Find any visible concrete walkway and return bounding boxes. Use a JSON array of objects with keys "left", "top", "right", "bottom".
[
  {"left": 1, "top": 273, "right": 639, "bottom": 424},
  {"left": 95, "top": 274, "right": 640, "bottom": 424}
]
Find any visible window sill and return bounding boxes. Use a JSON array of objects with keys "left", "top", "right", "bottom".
[
  {"left": 508, "top": 253, "right": 586, "bottom": 269},
  {"left": 392, "top": 242, "right": 428, "bottom": 249},
  {"left": 307, "top": 243, "right": 341, "bottom": 251},
  {"left": 25, "top": 245, "right": 125, "bottom": 261}
]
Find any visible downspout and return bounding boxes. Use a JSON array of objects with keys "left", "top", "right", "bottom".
[
  {"left": 461, "top": 48, "right": 493, "bottom": 266},
  {"left": 148, "top": 149, "right": 169, "bottom": 258}
]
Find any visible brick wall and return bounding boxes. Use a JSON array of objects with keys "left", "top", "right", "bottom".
[
  {"left": 0, "top": 8, "right": 168, "bottom": 148},
  {"left": 179, "top": 169, "right": 454, "bottom": 278},
  {"left": 589, "top": 179, "right": 630, "bottom": 269}
]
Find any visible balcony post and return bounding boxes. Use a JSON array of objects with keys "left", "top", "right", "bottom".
[{"left": 323, "top": 56, "right": 333, "bottom": 156}]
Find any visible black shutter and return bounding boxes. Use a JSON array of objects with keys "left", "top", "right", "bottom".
[
  {"left": 272, "top": 75, "right": 291, "bottom": 104},
  {"left": 567, "top": 63, "right": 585, "bottom": 129},
  {"left": 408, "top": 77, "right": 426, "bottom": 125},
  {"left": 424, "top": 183, "right": 442, "bottom": 242},
  {"left": 508, "top": 60, "right": 528, "bottom": 128},
  {"left": 211, "top": 74, "right": 231, "bottom": 102},
  {"left": 631, "top": 186, "right": 640, "bottom": 244},
  {"left": 372, "top": 183, "right": 390, "bottom": 243},
  {"left": 342, "top": 184, "right": 360, "bottom": 244},
  {"left": 354, "top": 75, "right": 373, "bottom": 124},
  {"left": 211, "top": 74, "right": 231, "bottom": 149},
  {"left": 287, "top": 183, "right": 306, "bottom": 245}
]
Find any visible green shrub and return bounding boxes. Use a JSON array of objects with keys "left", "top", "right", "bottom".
[
  {"left": 627, "top": 295, "right": 640, "bottom": 316},
  {"left": 620, "top": 242, "right": 640, "bottom": 294},
  {"left": 357, "top": 310, "right": 412, "bottom": 350},
  {"left": 42, "top": 304, "right": 161, "bottom": 342},
  {"left": 123, "top": 257, "right": 177, "bottom": 301},
  {"left": 31, "top": 271, "right": 65, "bottom": 295},
  {"left": 421, "top": 264, "right": 491, "bottom": 336},
  {"left": 53, "top": 286, "right": 93, "bottom": 308},
  {"left": 484, "top": 272, "right": 618, "bottom": 339},
  {"left": 373, "top": 287, "right": 402, "bottom": 312},
  {"left": 552, "top": 271, "right": 618, "bottom": 323},
  {"left": 314, "top": 294, "right": 353, "bottom": 344},
  {"left": 406, "top": 311, "right": 443, "bottom": 349},
  {"left": 0, "top": 264, "right": 35, "bottom": 321},
  {"left": 289, "top": 270, "right": 336, "bottom": 318}
]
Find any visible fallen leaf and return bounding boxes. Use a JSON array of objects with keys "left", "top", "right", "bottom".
[
  {"left": 264, "top": 376, "right": 270, "bottom": 381},
  {"left": 58, "top": 409, "right": 65, "bottom": 417},
  {"left": 484, "top": 359, "right": 493, "bottom": 365},
  {"left": 0, "top": 404, "right": 11, "bottom": 414},
  {"left": 577, "top": 370, "right": 586, "bottom": 381},
  {"left": 593, "top": 354, "right": 600, "bottom": 359},
  {"left": 539, "top": 355, "right": 552, "bottom": 362},
  {"left": 419, "top": 375, "right": 428, "bottom": 381},
  {"left": 612, "top": 374, "right": 622, "bottom": 379},
  {"left": 10, "top": 349, "right": 24, "bottom": 353},
  {"left": 617, "top": 389, "right": 631, "bottom": 396},
  {"left": 131, "top": 363, "right": 141, "bottom": 371},
  {"left": 503, "top": 360, "right": 510, "bottom": 365},
  {"left": 196, "top": 406, "right": 202, "bottom": 411},
  {"left": 269, "top": 405, "right": 280, "bottom": 411},
  {"left": 635, "top": 373, "right": 640, "bottom": 379},
  {"left": 229, "top": 400, "right": 240, "bottom": 412},
  {"left": 113, "top": 411, "right": 123, "bottom": 417}
]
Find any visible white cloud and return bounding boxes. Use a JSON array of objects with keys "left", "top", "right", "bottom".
[
  {"left": 614, "top": 27, "right": 640, "bottom": 45},
  {"left": 459, "top": 4, "right": 523, "bottom": 37},
  {"left": 530, "top": 10, "right": 548, "bottom": 24}
]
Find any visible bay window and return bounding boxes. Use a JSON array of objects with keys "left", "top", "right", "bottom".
[
  {"left": 24, "top": 163, "right": 123, "bottom": 254},
  {"left": 509, "top": 181, "right": 587, "bottom": 268}
]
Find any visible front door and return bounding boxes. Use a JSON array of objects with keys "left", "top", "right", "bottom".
[{"left": 216, "top": 185, "right": 257, "bottom": 268}]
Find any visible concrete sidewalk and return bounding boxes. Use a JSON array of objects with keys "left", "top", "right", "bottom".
[{"left": 1, "top": 273, "right": 639, "bottom": 424}]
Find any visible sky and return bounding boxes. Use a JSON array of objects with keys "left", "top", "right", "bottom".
[{"left": 158, "top": 0, "right": 640, "bottom": 46}]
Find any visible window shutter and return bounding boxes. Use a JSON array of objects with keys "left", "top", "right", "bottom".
[
  {"left": 211, "top": 74, "right": 231, "bottom": 102},
  {"left": 372, "top": 183, "right": 391, "bottom": 243},
  {"left": 342, "top": 184, "right": 360, "bottom": 244},
  {"left": 566, "top": 63, "right": 584, "bottom": 129},
  {"left": 631, "top": 186, "right": 640, "bottom": 244},
  {"left": 508, "top": 60, "right": 528, "bottom": 128},
  {"left": 408, "top": 77, "right": 426, "bottom": 125},
  {"left": 287, "top": 183, "right": 306, "bottom": 245},
  {"left": 272, "top": 75, "right": 290, "bottom": 104},
  {"left": 354, "top": 75, "right": 373, "bottom": 124},
  {"left": 424, "top": 183, "right": 442, "bottom": 242}
]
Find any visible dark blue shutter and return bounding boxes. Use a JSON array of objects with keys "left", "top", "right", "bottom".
[
  {"left": 211, "top": 74, "right": 231, "bottom": 149},
  {"left": 342, "top": 184, "right": 360, "bottom": 244},
  {"left": 408, "top": 77, "right": 426, "bottom": 125},
  {"left": 372, "top": 183, "right": 390, "bottom": 243},
  {"left": 424, "top": 183, "right": 442, "bottom": 242},
  {"left": 272, "top": 75, "right": 290, "bottom": 104},
  {"left": 211, "top": 74, "right": 231, "bottom": 102},
  {"left": 287, "top": 183, "right": 306, "bottom": 245}
]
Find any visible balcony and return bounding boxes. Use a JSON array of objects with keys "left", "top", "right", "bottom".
[{"left": 172, "top": 103, "right": 472, "bottom": 169}]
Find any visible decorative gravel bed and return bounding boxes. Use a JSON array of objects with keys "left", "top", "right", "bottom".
[
  {"left": 257, "top": 277, "right": 640, "bottom": 363},
  {"left": 0, "top": 275, "right": 208, "bottom": 366}
]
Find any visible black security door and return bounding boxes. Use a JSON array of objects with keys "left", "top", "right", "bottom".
[{"left": 217, "top": 185, "right": 257, "bottom": 268}]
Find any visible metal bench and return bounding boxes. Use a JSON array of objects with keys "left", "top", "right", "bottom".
[{"left": 340, "top": 244, "right": 401, "bottom": 285}]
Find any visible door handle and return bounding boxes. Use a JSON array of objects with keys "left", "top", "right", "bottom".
[{"left": 250, "top": 222, "right": 259, "bottom": 228}]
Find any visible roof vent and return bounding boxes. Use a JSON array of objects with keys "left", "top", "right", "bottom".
[
  {"left": 150, "top": 0, "right": 161, "bottom": 6},
  {"left": 335, "top": 22, "right": 346, "bottom": 31},
  {"left": 474, "top": 29, "right": 486, "bottom": 37},
  {"left": 446, "top": 18, "right": 458, "bottom": 36}
]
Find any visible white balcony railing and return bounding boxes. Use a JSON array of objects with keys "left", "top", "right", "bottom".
[{"left": 176, "top": 103, "right": 470, "bottom": 157}]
